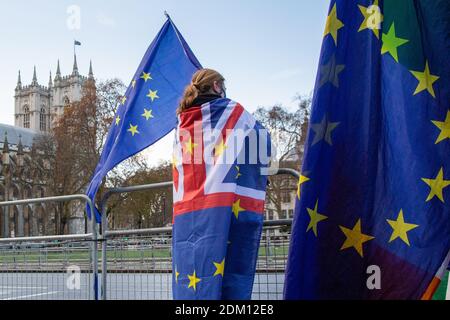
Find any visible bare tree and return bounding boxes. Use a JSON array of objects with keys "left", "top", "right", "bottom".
[
  {"left": 254, "top": 94, "right": 311, "bottom": 219},
  {"left": 254, "top": 94, "right": 311, "bottom": 164},
  {"left": 94, "top": 79, "right": 127, "bottom": 155},
  {"left": 30, "top": 78, "right": 144, "bottom": 234}
]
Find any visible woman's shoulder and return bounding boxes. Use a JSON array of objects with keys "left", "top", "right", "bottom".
[{"left": 209, "top": 97, "right": 242, "bottom": 108}]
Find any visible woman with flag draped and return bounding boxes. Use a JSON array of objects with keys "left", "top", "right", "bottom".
[{"left": 172, "top": 69, "right": 271, "bottom": 300}]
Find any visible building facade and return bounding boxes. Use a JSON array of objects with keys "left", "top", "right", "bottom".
[
  {"left": 0, "top": 125, "right": 47, "bottom": 237},
  {"left": 14, "top": 55, "right": 94, "bottom": 132},
  {"left": 264, "top": 149, "right": 301, "bottom": 222}
]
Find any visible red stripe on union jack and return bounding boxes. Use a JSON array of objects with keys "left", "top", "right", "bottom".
[{"left": 173, "top": 100, "right": 265, "bottom": 219}]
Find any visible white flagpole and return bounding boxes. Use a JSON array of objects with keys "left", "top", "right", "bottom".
[
  {"left": 439, "top": 249, "right": 450, "bottom": 300},
  {"left": 446, "top": 272, "right": 450, "bottom": 300}
]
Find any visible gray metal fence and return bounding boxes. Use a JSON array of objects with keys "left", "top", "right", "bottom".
[
  {"left": 0, "top": 234, "right": 94, "bottom": 300},
  {"left": 0, "top": 195, "right": 99, "bottom": 300},
  {"left": 0, "top": 168, "right": 298, "bottom": 300}
]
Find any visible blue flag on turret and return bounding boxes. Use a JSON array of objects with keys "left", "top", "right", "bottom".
[
  {"left": 285, "top": 0, "right": 450, "bottom": 299},
  {"left": 86, "top": 17, "right": 202, "bottom": 221}
]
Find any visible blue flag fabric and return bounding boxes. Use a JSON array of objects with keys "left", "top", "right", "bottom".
[
  {"left": 86, "top": 17, "right": 201, "bottom": 221},
  {"left": 285, "top": 0, "right": 450, "bottom": 299},
  {"left": 171, "top": 99, "right": 271, "bottom": 299}
]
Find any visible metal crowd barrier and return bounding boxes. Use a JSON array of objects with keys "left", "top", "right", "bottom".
[
  {"left": 0, "top": 195, "right": 98, "bottom": 300},
  {"left": 97, "top": 219, "right": 292, "bottom": 300},
  {"left": 0, "top": 168, "right": 299, "bottom": 300},
  {"left": 98, "top": 168, "right": 299, "bottom": 300}
]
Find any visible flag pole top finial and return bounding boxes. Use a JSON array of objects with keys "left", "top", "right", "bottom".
[{"left": 164, "top": 11, "right": 171, "bottom": 20}]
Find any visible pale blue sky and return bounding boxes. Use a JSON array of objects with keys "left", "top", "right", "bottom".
[{"left": 0, "top": 0, "right": 330, "bottom": 163}]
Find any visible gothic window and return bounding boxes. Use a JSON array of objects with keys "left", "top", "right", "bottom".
[
  {"left": 63, "top": 96, "right": 70, "bottom": 106},
  {"left": 40, "top": 107, "right": 46, "bottom": 131},
  {"left": 288, "top": 209, "right": 294, "bottom": 219},
  {"left": 281, "top": 191, "right": 291, "bottom": 203},
  {"left": 23, "top": 105, "right": 30, "bottom": 128}
]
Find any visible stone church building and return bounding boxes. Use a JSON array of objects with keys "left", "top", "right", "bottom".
[
  {"left": 14, "top": 55, "right": 94, "bottom": 132},
  {"left": 0, "top": 56, "right": 93, "bottom": 237}
]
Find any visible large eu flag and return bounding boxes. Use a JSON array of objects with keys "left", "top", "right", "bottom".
[
  {"left": 285, "top": 0, "right": 450, "bottom": 299},
  {"left": 86, "top": 17, "right": 201, "bottom": 221}
]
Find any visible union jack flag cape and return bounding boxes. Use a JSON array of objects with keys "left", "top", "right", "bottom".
[{"left": 172, "top": 98, "right": 271, "bottom": 300}]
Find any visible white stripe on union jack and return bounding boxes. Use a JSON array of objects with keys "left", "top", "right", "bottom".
[{"left": 172, "top": 99, "right": 266, "bottom": 218}]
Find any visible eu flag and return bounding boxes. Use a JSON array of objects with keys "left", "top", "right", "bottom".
[
  {"left": 285, "top": 0, "right": 450, "bottom": 299},
  {"left": 86, "top": 17, "right": 201, "bottom": 221}
]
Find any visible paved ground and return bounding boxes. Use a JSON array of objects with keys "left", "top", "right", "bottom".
[
  {"left": 0, "top": 272, "right": 284, "bottom": 300},
  {"left": 2, "top": 272, "right": 446, "bottom": 300}
]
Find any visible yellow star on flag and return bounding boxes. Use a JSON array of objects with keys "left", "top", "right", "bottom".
[
  {"left": 381, "top": 22, "right": 409, "bottom": 62},
  {"left": 175, "top": 267, "right": 180, "bottom": 284},
  {"left": 324, "top": 3, "right": 344, "bottom": 46},
  {"left": 306, "top": 199, "right": 328, "bottom": 237},
  {"left": 422, "top": 167, "right": 450, "bottom": 203},
  {"left": 140, "top": 72, "right": 152, "bottom": 82},
  {"left": 339, "top": 219, "right": 375, "bottom": 258},
  {"left": 127, "top": 123, "right": 139, "bottom": 136},
  {"left": 232, "top": 199, "right": 245, "bottom": 219},
  {"left": 183, "top": 137, "right": 198, "bottom": 155},
  {"left": 411, "top": 61, "right": 440, "bottom": 98},
  {"left": 297, "top": 174, "right": 310, "bottom": 199},
  {"left": 131, "top": 79, "right": 137, "bottom": 88},
  {"left": 115, "top": 115, "right": 121, "bottom": 126},
  {"left": 187, "top": 271, "right": 201, "bottom": 291},
  {"left": 147, "top": 89, "right": 159, "bottom": 102},
  {"left": 235, "top": 166, "right": 242, "bottom": 179},
  {"left": 386, "top": 209, "right": 419, "bottom": 246},
  {"left": 318, "top": 55, "right": 345, "bottom": 88},
  {"left": 214, "top": 139, "right": 227, "bottom": 157},
  {"left": 432, "top": 110, "right": 450, "bottom": 144},
  {"left": 141, "top": 108, "right": 154, "bottom": 121},
  {"left": 172, "top": 155, "right": 178, "bottom": 169},
  {"left": 213, "top": 259, "right": 225, "bottom": 277},
  {"left": 121, "top": 96, "right": 127, "bottom": 105},
  {"left": 358, "top": 0, "right": 383, "bottom": 38}
]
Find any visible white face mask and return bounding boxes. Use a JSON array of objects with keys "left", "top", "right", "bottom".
[
  {"left": 220, "top": 84, "right": 227, "bottom": 98},
  {"left": 213, "top": 81, "right": 226, "bottom": 98}
]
